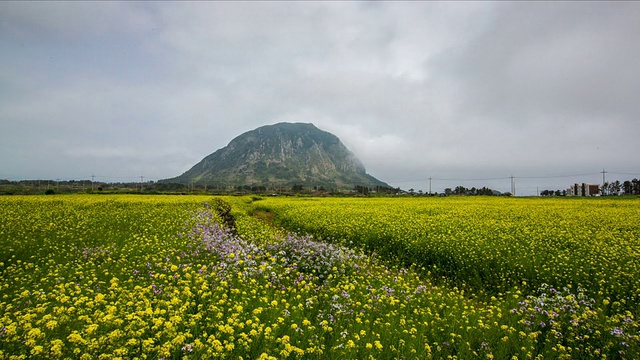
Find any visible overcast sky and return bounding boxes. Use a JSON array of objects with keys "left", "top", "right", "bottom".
[{"left": 2, "top": 2, "right": 639, "bottom": 195}]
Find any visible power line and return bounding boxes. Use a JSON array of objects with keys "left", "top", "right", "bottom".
[
  {"left": 608, "top": 171, "right": 640, "bottom": 176},
  {"left": 389, "top": 176, "right": 509, "bottom": 183},
  {"left": 388, "top": 171, "right": 625, "bottom": 184},
  {"left": 434, "top": 177, "right": 511, "bottom": 181},
  {"left": 516, "top": 173, "right": 600, "bottom": 179}
]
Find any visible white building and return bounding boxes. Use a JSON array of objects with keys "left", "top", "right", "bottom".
[{"left": 568, "top": 183, "right": 600, "bottom": 196}]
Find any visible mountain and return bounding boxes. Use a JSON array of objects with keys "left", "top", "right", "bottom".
[{"left": 161, "top": 122, "right": 389, "bottom": 190}]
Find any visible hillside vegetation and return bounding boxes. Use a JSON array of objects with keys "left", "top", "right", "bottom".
[{"left": 162, "top": 123, "right": 388, "bottom": 190}]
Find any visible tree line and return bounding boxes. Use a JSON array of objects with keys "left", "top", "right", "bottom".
[
  {"left": 539, "top": 178, "right": 640, "bottom": 196},
  {"left": 442, "top": 186, "right": 502, "bottom": 196},
  {"left": 602, "top": 178, "right": 640, "bottom": 195},
  {"left": 0, "top": 179, "right": 400, "bottom": 196},
  {"left": 358, "top": 185, "right": 504, "bottom": 196}
]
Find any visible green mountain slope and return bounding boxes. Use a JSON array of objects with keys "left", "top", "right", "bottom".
[{"left": 161, "top": 122, "right": 389, "bottom": 189}]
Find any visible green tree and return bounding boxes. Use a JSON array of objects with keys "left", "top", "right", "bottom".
[
  {"left": 607, "top": 180, "right": 621, "bottom": 195},
  {"left": 354, "top": 185, "right": 369, "bottom": 195},
  {"left": 454, "top": 186, "right": 467, "bottom": 195}
]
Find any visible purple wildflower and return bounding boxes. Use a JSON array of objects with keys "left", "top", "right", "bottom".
[{"left": 611, "top": 327, "right": 624, "bottom": 336}]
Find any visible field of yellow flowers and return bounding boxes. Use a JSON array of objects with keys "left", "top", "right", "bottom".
[{"left": 1, "top": 195, "right": 638, "bottom": 359}]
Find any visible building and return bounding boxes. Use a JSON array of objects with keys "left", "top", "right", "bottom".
[{"left": 568, "top": 183, "right": 600, "bottom": 197}]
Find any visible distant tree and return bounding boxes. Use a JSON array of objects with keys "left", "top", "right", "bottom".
[
  {"left": 632, "top": 178, "right": 640, "bottom": 195},
  {"left": 454, "top": 186, "right": 467, "bottom": 195},
  {"left": 292, "top": 184, "right": 304, "bottom": 192},
  {"left": 539, "top": 189, "right": 565, "bottom": 196},
  {"left": 374, "top": 185, "right": 396, "bottom": 194},
  {"left": 607, "top": 180, "right": 621, "bottom": 196},
  {"left": 623, "top": 180, "right": 633, "bottom": 195},
  {"left": 444, "top": 188, "right": 453, "bottom": 196}
]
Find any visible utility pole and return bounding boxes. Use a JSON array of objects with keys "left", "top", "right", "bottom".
[
  {"left": 510, "top": 175, "right": 516, "bottom": 196},
  {"left": 140, "top": 175, "right": 144, "bottom": 192},
  {"left": 601, "top": 169, "right": 607, "bottom": 195},
  {"left": 91, "top": 174, "right": 95, "bottom": 191},
  {"left": 428, "top": 177, "right": 432, "bottom": 195}
]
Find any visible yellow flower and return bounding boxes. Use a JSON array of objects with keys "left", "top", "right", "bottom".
[
  {"left": 30, "top": 345, "right": 44, "bottom": 356},
  {"left": 45, "top": 320, "right": 58, "bottom": 330},
  {"left": 67, "top": 331, "right": 86, "bottom": 345},
  {"left": 49, "top": 339, "right": 65, "bottom": 356},
  {"left": 26, "top": 328, "right": 43, "bottom": 339},
  {"left": 86, "top": 323, "right": 99, "bottom": 334},
  {"left": 257, "top": 353, "right": 277, "bottom": 360}
]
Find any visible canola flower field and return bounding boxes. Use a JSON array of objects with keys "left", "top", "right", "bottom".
[
  {"left": 257, "top": 197, "right": 640, "bottom": 306},
  {"left": 0, "top": 195, "right": 639, "bottom": 359}
]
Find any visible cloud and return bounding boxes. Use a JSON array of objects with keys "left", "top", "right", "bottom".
[
  {"left": 1, "top": 2, "right": 639, "bottom": 194},
  {"left": 434, "top": 2, "right": 640, "bottom": 121},
  {"left": 0, "top": 2, "right": 153, "bottom": 38}
]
